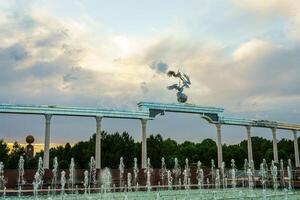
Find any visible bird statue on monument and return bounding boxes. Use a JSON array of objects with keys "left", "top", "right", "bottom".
[{"left": 167, "top": 70, "right": 191, "bottom": 103}]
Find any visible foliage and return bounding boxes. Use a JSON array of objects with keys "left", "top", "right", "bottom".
[{"left": 0, "top": 133, "right": 299, "bottom": 170}]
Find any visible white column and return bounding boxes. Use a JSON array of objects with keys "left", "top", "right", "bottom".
[
  {"left": 272, "top": 128, "right": 279, "bottom": 163},
  {"left": 43, "top": 114, "right": 52, "bottom": 169},
  {"left": 246, "top": 126, "right": 253, "bottom": 166},
  {"left": 141, "top": 119, "right": 147, "bottom": 168},
  {"left": 95, "top": 116, "right": 102, "bottom": 169},
  {"left": 216, "top": 124, "right": 222, "bottom": 168},
  {"left": 293, "top": 130, "right": 300, "bottom": 167}
]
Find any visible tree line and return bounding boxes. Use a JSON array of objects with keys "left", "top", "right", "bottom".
[{"left": 0, "top": 131, "right": 298, "bottom": 170}]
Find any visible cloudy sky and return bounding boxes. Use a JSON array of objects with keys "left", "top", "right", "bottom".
[{"left": 0, "top": 0, "right": 300, "bottom": 145}]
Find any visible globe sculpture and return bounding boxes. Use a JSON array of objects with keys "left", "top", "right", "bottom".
[
  {"left": 25, "top": 135, "right": 35, "bottom": 158},
  {"left": 167, "top": 70, "right": 191, "bottom": 103}
]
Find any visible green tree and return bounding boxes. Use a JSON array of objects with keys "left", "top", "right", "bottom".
[
  {"left": 0, "top": 140, "right": 9, "bottom": 166},
  {"left": 7, "top": 142, "right": 25, "bottom": 169}
]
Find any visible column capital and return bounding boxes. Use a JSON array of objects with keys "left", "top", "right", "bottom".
[
  {"left": 293, "top": 129, "right": 298, "bottom": 138},
  {"left": 45, "top": 114, "right": 52, "bottom": 121},
  {"left": 95, "top": 116, "right": 102, "bottom": 123},
  {"left": 245, "top": 125, "right": 251, "bottom": 131},
  {"left": 215, "top": 123, "right": 221, "bottom": 129},
  {"left": 141, "top": 118, "right": 148, "bottom": 126}
]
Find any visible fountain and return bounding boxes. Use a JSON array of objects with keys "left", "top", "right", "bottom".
[
  {"left": 160, "top": 157, "right": 167, "bottom": 186},
  {"left": 183, "top": 158, "right": 190, "bottom": 189},
  {"left": 89, "top": 157, "right": 96, "bottom": 189},
  {"left": 259, "top": 161, "right": 267, "bottom": 190},
  {"left": 83, "top": 170, "right": 89, "bottom": 195},
  {"left": 247, "top": 168, "right": 254, "bottom": 190},
  {"left": 119, "top": 157, "right": 125, "bottom": 190},
  {"left": 101, "top": 167, "right": 112, "bottom": 193},
  {"left": 60, "top": 170, "right": 66, "bottom": 198},
  {"left": 133, "top": 157, "right": 139, "bottom": 187},
  {"left": 243, "top": 159, "right": 248, "bottom": 187},
  {"left": 172, "top": 158, "right": 181, "bottom": 186},
  {"left": 127, "top": 172, "right": 132, "bottom": 191},
  {"left": 0, "top": 156, "right": 300, "bottom": 199},
  {"left": 211, "top": 159, "right": 216, "bottom": 186},
  {"left": 215, "top": 169, "right": 220, "bottom": 189},
  {"left": 221, "top": 161, "right": 226, "bottom": 189},
  {"left": 68, "top": 158, "right": 75, "bottom": 193},
  {"left": 288, "top": 165, "right": 293, "bottom": 191},
  {"left": 196, "top": 161, "right": 204, "bottom": 189},
  {"left": 230, "top": 159, "right": 236, "bottom": 189},
  {"left": 145, "top": 158, "right": 153, "bottom": 192},
  {"left": 167, "top": 170, "right": 172, "bottom": 190},
  {"left": 271, "top": 160, "right": 278, "bottom": 191},
  {"left": 280, "top": 159, "right": 285, "bottom": 188},
  {"left": 32, "top": 157, "right": 44, "bottom": 198},
  {"left": 51, "top": 156, "right": 58, "bottom": 194},
  {"left": 17, "top": 156, "right": 25, "bottom": 197}
]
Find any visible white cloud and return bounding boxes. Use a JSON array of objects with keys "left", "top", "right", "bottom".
[
  {"left": 0, "top": 1, "right": 299, "bottom": 116},
  {"left": 232, "top": 0, "right": 300, "bottom": 40},
  {"left": 233, "top": 39, "right": 278, "bottom": 62}
]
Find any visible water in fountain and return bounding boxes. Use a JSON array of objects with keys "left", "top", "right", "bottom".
[
  {"left": 160, "top": 157, "right": 167, "bottom": 186},
  {"left": 271, "top": 160, "right": 278, "bottom": 191},
  {"left": 167, "top": 170, "right": 173, "bottom": 190},
  {"left": 83, "top": 170, "right": 89, "bottom": 195},
  {"left": 17, "top": 156, "right": 25, "bottom": 197},
  {"left": 60, "top": 170, "right": 66, "bottom": 198},
  {"left": 249, "top": 160, "right": 255, "bottom": 188},
  {"left": 230, "top": 159, "right": 236, "bottom": 189},
  {"left": 184, "top": 158, "right": 190, "bottom": 189},
  {"left": 172, "top": 158, "right": 181, "bottom": 186},
  {"left": 259, "top": 161, "right": 267, "bottom": 190},
  {"left": 263, "top": 158, "right": 268, "bottom": 175},
  {"left": 127, "top": 173, "right": 132, "bottom": 191},
  {"left": 280, "top": 159, "right": 285, "bottom": 188},
  {"left": 33, "top": 172, "right": 41, "bottom": 198},
  {"left": 133, "top": 157, "right": 139, "bottom": 187},
  {"left": 196, "top": 161, "right": 204, "bottom": 189},
  {"left": 243, "top": 159, "right": 248, "bottom": 187},
  {"left": 47, "top": 186, "right": 51, "bottom": 199},
  {"left": 0, "top": 162, "right": 5, "bottom": 191},
  {"left": 288, "top": 159, "right": 293, "bottom": 190},
  {"left": 68, "top": 158, "right": 75, "bottom": 194},
  {"left": 51, "top": 157, "right": 58, "bottom": 194},
  {"left": 221, "top": 161, "right": 226, "bottom": 189},
  {"left": 38, "top": 157, "right": 44, "bottom": 188},
  {"left": 119, "top": 157, "right": 125, "bottom": 190},
  {"left": 89, "top": 157, "right": 96, "bottom": 189},
  {"left": 247, "top": 168, "right": 254, "bottom": 191},
  {"left": 288, "top": 165, "right": 292, "bottom": 191},
  {"left": 101, "top": 167, "right": 112, "bottom": 193},
  {"left": 215, "top": 169, "right": 220, "bottom": 190},
  {"left": 145, "top": 158, "right": 153, "bottom": 192},
  {"left": 206, "top": 178, "right": 209, "bottom": 189},
  {"left": 211, "top": 159, "right": 216, "bottom": 186},
  {"left": 3, "top": 156, "right": 300, "bottom": 199},
  {"left": 33, "top": 157, "right": 44, "bottom": 198}
]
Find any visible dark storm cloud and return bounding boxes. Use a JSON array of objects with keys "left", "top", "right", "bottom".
[{"left": 149, "top": 60, "right": 169, "bottom": 74}]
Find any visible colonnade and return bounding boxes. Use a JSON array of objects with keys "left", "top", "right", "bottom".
[
  {"left": 41, "top": 114, "right": 300, "bottom": 169},
  {"left": 215, "top": 124, "right": 300, "bottom": 168},
  {"left": 41, "top": 114, "right": 149, "bottom": 169}
]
